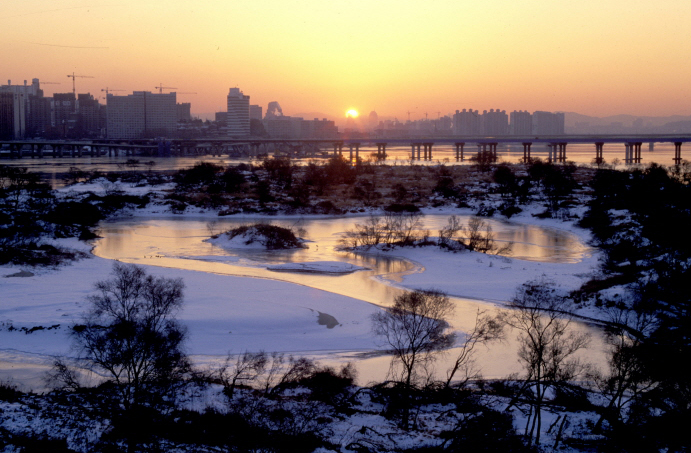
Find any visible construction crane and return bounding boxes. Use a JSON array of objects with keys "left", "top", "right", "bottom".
[
  {"left": 407, "top": 111, "right": 413, "bottom": 122},
  {"left": 40, "top": 82, "right": 61, "bottom": 85},
  {"left": 155, "top": 84, "right": 177, "bottom": 94},
  {"left": 66, "top": 72, "right": 94, "bottom": 95},
  {"left": 101, "top": 87, "right": 125, "bottom": 96}
]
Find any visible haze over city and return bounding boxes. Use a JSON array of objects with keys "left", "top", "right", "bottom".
[{"left": 3, "top": 0, "right": 691, "bottom": 120}]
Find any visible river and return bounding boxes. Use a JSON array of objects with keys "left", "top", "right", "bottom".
[
  {"left": 92, "top": 214, "right": 607, "bottom": 384},
  {"left": 0, "top": 142, "right": 682, "bottom": 189}
]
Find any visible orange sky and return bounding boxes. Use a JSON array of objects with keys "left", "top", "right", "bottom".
[{"left": 3, "top": 0, "right": 691, "bottom": 120}]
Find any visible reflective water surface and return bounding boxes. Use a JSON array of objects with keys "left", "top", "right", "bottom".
[
  {"left": 93, "top": 214, "right": 606, "bottom": 382},
  {"left": 1, "top": 141, "right": 683, "bottom": 189}
]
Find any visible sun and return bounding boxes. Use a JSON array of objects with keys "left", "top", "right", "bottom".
[{"left": 346, "top": 109, "right": 359, "bottom": 118}]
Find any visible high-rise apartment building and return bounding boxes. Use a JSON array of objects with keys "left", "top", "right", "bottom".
[
  {"left": 0, "top": 79, "right": 41, "bottom": 139},
  {"left": 226, "top": 88, "right": 250, "bottom": 136},
  {"left": 76, "top": 93, "right": 101, "bottom": 137},
  {"left": 53, "top": 93, "right": 77, "bottom": 135},
  {"left": 533, "top": 111, "right": 565, "bottom": 135},
  {"left": 482, "top": 109, "right": 509, "bottom": 135},
  {"left": 0, "top": 92, "right": 25, "bottom": 139},
  {"left": 27, "top": 94, "right": 51, "bottom": 137},
  {"left": 453, "top": 109, "right": 482, "bottom": 135},
  {"left": 510, "top": 110, "right": 533, "bottom": 135},
  {"left": 107, "top": 91, "right": 177, "bottom": 138}
]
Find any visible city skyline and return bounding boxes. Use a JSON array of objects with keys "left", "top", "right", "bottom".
[{"left": 3, "top": 1, "right": 691, "bottom": 120}]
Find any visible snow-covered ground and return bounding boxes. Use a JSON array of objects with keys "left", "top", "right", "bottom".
[{"left": 0, "top": 202, "right": 605, "bottom": 393}]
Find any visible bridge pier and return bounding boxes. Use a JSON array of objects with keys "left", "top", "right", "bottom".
[
  {"left": 547, "top": 143, "right": 567, "bottom": 163},
  {"left": 635, "top": 142, "right": 642, "bottom": 163},
  {"left": 454, "top": 142, "right": 465, "bottom": 161},
  {"left": 594, "top": 142, "right": 604, "bottom": 164},
  {"left": 333, "top": 142, "right": 343, "bottom": 157},
  {"left": 522, "top": 142, "right": 532, "bottom": 163},
  {"left": 624, "top": 143, "right": 642, "bottom": 164},
  {"left": 411, "top": 143, "right": 422, "bottom": 160},
  {"left": 674, "top": 142, "right": 683, "bottom": 164},
  {"left": 423, "top": 143, "right": 433, "bottom": 160},
  {"left": 375, "top": 143, "right": 387, "bottom": 160},
  {"left": 31, "top": 143, "right": 44, "bottom": 158},
  {"left": 348, "top": 143, "right": 360, "bottom": 165}
]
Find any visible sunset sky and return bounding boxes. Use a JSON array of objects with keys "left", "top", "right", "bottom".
[{"left": 3, "top": 0, "right": 691, "bottom": 120}]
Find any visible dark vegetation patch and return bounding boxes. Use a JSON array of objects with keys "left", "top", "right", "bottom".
[
  {"left": 0, "top": 165, "right": 150, "bottom": 266},
  {"left": 217, "top": 223, "right": 305, "bottom": 250}
]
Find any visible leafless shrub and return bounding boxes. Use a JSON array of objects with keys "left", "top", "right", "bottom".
[
  {"left": 218, "top": 351, "right": 268, "bottom": 398},
  {"left": 438, "top": 215, "right": 463, "bottom": 249},
  {"left": 445, "top": 310, "right": 504, "bottom": 388},
  {"left": 340, "top": 212, "right": 425, "bottom": 249},
  {"left": 459, "top": 217, "right": 513, "bottom": 255},
  {"left": 45, "top": 358, "right": 83, "bottom": 392}
]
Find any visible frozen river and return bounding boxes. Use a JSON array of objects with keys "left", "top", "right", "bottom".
[{"left": 91, "top": 214, "right": 606, "bottom": 384}]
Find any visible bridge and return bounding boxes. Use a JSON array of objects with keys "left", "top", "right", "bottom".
[{"left": 1, "top": 134, "right": 691, "bottom": 164}]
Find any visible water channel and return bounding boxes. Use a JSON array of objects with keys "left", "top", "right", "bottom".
[{"left": 93, "top": 214, "right": 607, "bottom": 384}]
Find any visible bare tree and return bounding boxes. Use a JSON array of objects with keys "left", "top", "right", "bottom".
[
  {"left": 445, "top": 309, "right": 504, "bottom": 388},
  {"left": 372, "top": 289, "right": 455, "bottom": 429},
  {"left": 372, "top": 289, "right": 455, "bottom": 389},
  {"left": 501, "top": 279, "right": 590, "bottom": 446},
  {"left": 591, "top": 303, "right": 658, "bottom": 430},
  {"left": 72, "top": 262, "right": 189, "bottom": 409}
]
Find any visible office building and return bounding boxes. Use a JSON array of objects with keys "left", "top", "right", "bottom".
[
  {"left": 177, "top": 103, "right": 192, "bottom": 122},
  {"left": 226, "top": 88, "right": 250, "bottom": 136},
  {"left": 107, "top": 91, "right": 177, "bottom": 138},
  {"left": 249, "top": 104, "right": 263, "bottom": 121}
]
